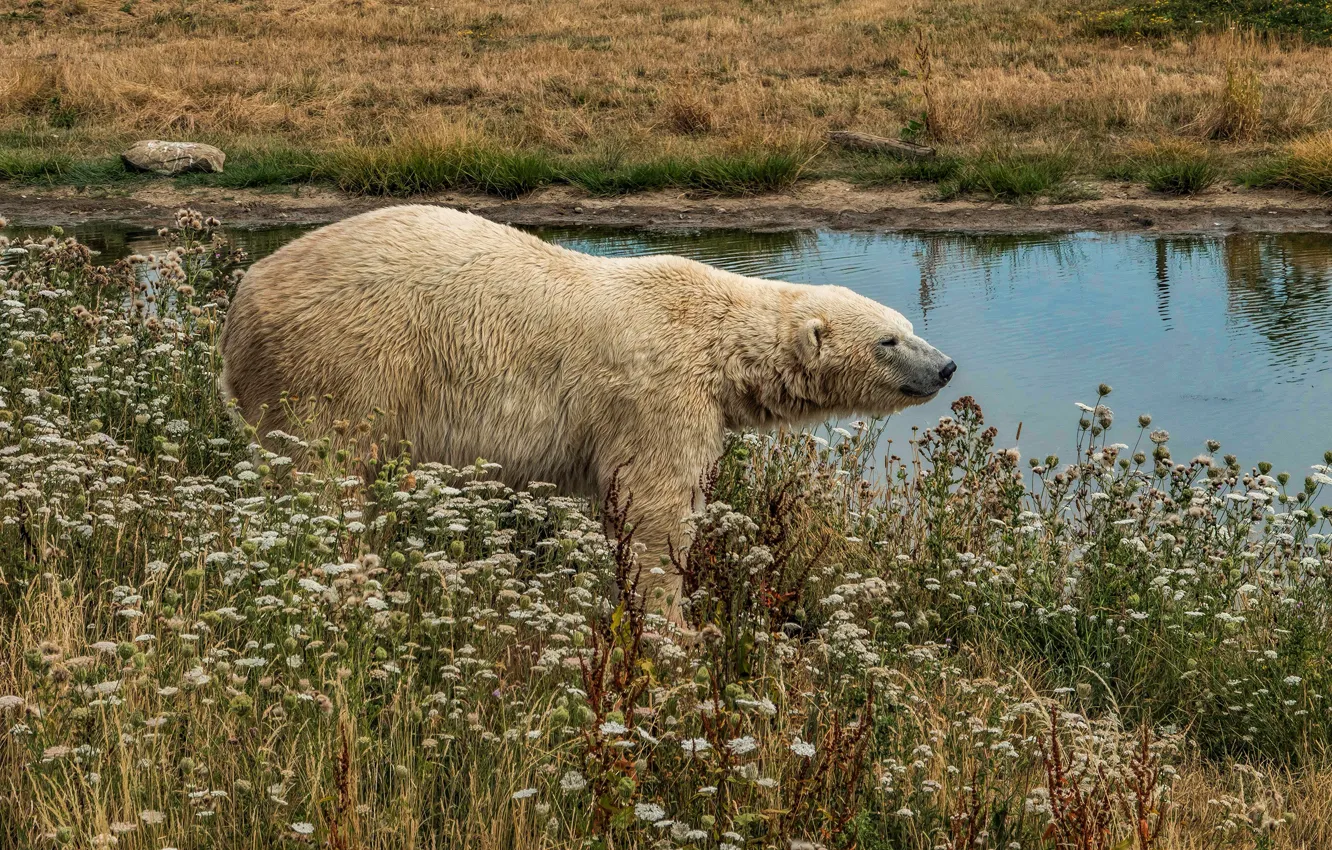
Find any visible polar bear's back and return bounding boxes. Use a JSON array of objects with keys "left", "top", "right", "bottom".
[
  {"left": 237, "top": 204, "right": 584, "bottom": 306},
  {"left": 219, "top": 205, "right": 706, "bottom": 488}
]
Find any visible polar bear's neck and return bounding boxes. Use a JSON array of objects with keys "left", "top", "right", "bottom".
[{"left": 712, "top": 278, "right": 831, "bottom": 431}]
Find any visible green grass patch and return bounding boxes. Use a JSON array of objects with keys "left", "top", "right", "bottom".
[
  {"left": 1103, "top": 144, "right": 1222, "bottom": 195},
  {"left": 829, "top": 150, "right": 1071, "bottom": 202},
  {"left": 318, "top": 143, "right": 559, "bottom": 198},
  {"left": 0, "top": 150, "right": 132, "bottom": 184},
  {"left": 1240, "top": 131, "right": 1332, "bottom": 194},
  {"left": 936, "top": 150, "right": 1073, "bottom": 203},
  {"left": 563, "top": 150, "right": 808, "bottom": 196},
  {"left": 0, "top": 150, "right": 73, "bottom": 181},
  {"left": 1242, "top": 157, "right": 1332, "bottom": 194},
  {"left": 176, "top": 147, "right": 318, "bottom": 189},
  {"left": 1086, "top": 0, "right": 1332, "bottom": 42},
  {"left": 6, "top": 138, "right": 1332, "bottom": 201},
  {"left": 1088, "top": 0, "right": 1332, "bottom": 43},
  {"left": 1143, "top": 158, "right": 1219, "bottom": 194},
  {"left": 0, "top": 144, "right": 805, "bottom": 198},
  {"left": 832, "top": 152, "right": 964, "bottom": 187}
]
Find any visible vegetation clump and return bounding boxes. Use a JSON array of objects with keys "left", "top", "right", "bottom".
[
  {"left": 933, "top": 150, "right": 1074, "bottom": 203},
  {"left": 1089, "top": 0, "right": 1332, "bottom": 44},
  {"left": 2, "top": 217, "right": 1332, "bottom": 848},
  {"left": 1104, "top": 141, "right": 1221, "bottom": 194},
  {"left": 1243, "top": 129, "right": 1332, "bottom": 194},
  {"left": 562, "top": 150, "right": 808, "bottom": 197}
]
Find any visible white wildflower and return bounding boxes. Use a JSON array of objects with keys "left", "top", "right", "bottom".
[
  {"left": 726, "top": 735, "right": 759, "bottom": 755},
  {"left": 559, "top": 771, "right": 587, "bottom": 792},
  {"left": 634, "top": 802, "right": 667, "bottom": 823}
]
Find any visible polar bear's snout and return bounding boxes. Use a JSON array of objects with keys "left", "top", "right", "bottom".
[{"left": 899, "top": 336, "right": 957, "bottom": 398}]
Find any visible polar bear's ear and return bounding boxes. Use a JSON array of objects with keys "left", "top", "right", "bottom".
[{"left": 796, "top": 317, "right": 825, "bottom": 363}]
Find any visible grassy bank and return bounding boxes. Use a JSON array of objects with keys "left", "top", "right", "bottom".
[
  {"left": 3, "top": 216, "right": 1332, "bottom": 848},
  {"left": 3, "top": 133, "right": 1331, "bottom": 204},
  {"left": 0, "top": 141, "right": 817, "bottom": 200},
  {"left": 3, "top": 0, "right": 1332, "bottom": 202}
]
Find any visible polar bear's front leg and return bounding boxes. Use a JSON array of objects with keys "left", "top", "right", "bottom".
[
  {"left": 599, "top": 459, "right": 699, "bottom": 625},
  {"left": 621, "top": 492, "right": 694, "bottom": 625},
  {"left": 599, "top": 421, "right": 722, "bottom": 628}
]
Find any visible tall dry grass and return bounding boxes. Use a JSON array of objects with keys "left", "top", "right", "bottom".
[{"left": 1, "top": 0, "right": 1330, "bottom": 167}]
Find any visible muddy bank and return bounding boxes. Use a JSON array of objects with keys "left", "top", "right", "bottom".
[{"left": 2, "top": 180, "right": 1330, "bottom": 233}]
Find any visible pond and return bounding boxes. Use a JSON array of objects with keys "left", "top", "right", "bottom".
[{"left": 5, "top": 220, "right": 1332, "bottom": 479}]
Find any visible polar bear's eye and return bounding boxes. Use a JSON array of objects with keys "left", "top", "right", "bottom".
[{"left": 879, "top": 337, "right": 899, "bottom": 348}]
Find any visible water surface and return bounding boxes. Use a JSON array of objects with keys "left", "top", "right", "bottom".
[{"left": 6, "top": 221, "right": 1331, "bottom": 477}]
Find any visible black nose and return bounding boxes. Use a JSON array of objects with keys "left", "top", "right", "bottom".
[{"left": 939, "top": 360, "right": 957, "bottom": 383}]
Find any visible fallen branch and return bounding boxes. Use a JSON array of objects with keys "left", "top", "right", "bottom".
[{"left": 827, "top": 130, "right": 936, "bottom": 159}]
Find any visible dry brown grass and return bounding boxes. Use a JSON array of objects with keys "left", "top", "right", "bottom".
[
  {"left": 1204, "top": 60, "right": 1264, "bottom": 140},
  {"left": 2, "top": 0, "right": 1330, "bottom": 164},
  {"left": 1276, "top": 129, "right": 1332, "bottom": 191},
  {"left": 1162, "top": 762, "right": 1332, "bottom": 849}
]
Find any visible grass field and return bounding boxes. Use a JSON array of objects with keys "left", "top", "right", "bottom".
[
  {"left": 4, "top": 216, "right": 1332, "bottom": 849},
  {"left": 2, "top": 0, "right": 1331, "bottom": 199}
]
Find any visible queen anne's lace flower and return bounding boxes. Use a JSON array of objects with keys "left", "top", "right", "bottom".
[
  {"left": 726, "top": 736, "right": 759, "bottom": 755},
  {"left": 634, "top": 803, "right": 666, "bottom": 823}
]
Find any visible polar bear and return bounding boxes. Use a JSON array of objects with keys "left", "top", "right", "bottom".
[{"left": 219, "top": 205, "right": 955, "bottom": 621}]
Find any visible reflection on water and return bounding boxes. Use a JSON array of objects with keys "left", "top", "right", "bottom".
[
  {"left": 5, "top": 219, "right": 1331, "bottom": 476},
  {"left": 1223, "top": 236, "right": 1332, "bottom": 370},
  {"left": 912, "top": 234, "right": 1088, "bottom": 311}
]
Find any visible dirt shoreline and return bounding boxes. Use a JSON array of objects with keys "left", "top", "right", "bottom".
[{"left": 2, "top": 179, "right": 1330, "bottom": 233}]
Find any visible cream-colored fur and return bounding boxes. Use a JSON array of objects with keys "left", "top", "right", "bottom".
[{"left": 220, "top": 205, "right": 954, "bottom": 620}]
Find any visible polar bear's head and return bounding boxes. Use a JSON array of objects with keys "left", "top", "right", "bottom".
[{"left": 782, "top": 285, "right": 955, "bottom": 421}]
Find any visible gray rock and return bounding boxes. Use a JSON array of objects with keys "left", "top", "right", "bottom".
[{"left": 121, "top": 140, "right": 226, "bottom": 175}]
